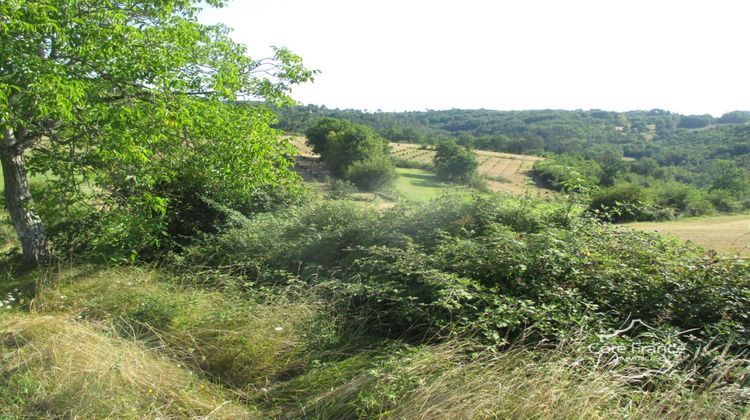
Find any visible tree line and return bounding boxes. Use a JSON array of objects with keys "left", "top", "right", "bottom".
[{"left": 276, "top": 105, "right": 750, "bottom": 219}]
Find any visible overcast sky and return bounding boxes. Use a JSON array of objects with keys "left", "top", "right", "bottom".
[{"left": 199, "top": 0, "right": 749, "bottom": 116}]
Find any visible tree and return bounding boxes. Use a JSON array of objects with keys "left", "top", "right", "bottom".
[
  {"left": 304, "top": 117, "right": 350, "bottom": 156},
  {"left": 433, "top": 141, "right": 478, "bottom": 183},
  {"left": 0, "top": 0, "right": 314, "bottom": 263},
  {"left": 630, "top": 157, "right": 665, "bottom": 179},
  {"left": 304, "top": 118, "right": 390, "bottom": 177},
  {"left": 717, "top": 111, "right": 750, "bottom": 125},
  {"left": 591, "top": 150, "right": 628, "bottom": 187},
  {"left": 678, "top": 114, "right": 714, "bottom": 129},
  {"left": 708, "top": 160, "right": 750, "bottom": 195}
]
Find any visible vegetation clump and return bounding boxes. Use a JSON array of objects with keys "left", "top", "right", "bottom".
[
  {"left": 433, "top": 140, "right": 479, "bottom": 184},
  {"left": 305, "top": 118, "right": 397, "bottom": 191},
  {"left": 187, "top": 192, "right": 750, "bottom": 356}
]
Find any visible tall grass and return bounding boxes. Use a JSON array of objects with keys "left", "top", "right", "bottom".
[
  {"left": 1, "top": 265, "right": 748, "bottom": 418},
  {"left": 385, "top": 343, "right": 748, "bottom": 419},
  {"left": 263, "top": 340, "right": 749, "bottom": 419},
  {"left": 33, "top": 266, "right": 340, "bottom": 391},
  {"left": 0, "top": 313, "right": 251, "bottom": 418}
]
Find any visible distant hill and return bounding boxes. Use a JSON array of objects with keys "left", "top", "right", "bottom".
[{"left": 274, "top": 105, "right": 750, "bottom": 185}]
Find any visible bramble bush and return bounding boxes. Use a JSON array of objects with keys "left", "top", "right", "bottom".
[
  {"left": 587, "top": 183, "right": 658, "bottom": 222},
  {"left": 184, "top": 191, "right": 750, "bottom": 358}
]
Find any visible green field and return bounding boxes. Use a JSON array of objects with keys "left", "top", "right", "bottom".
[
  {"left": 629, "top": 214, "right": 750, "bottom": 256},
  {"left": 393, "top": 167, "right": 446, "bottom": 201},
  {"left": 390, "top": 142, "right": 553, "bottom": 196}
]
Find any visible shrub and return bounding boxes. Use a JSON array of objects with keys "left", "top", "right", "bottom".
[
  {"left": 464, "top": 174, "right": 490, "bottom": 192},
  {"left": 532, "top": 155, "right": 602, "bottom": 191},
  {"left": 187, "top": 192, "right": 750, "bottom": 357},
  {"left": 345, "top": 158, "right": 398, "bottom": 191},
  {"left": 652, "top": 182, "right": 714, "bottom": 217},
  {"left": 39, "top": 179, "right": 305, "bottom": 261},
  {"left": 328, "top": 179, "right": 358, "bottom": 198},
  {"left": 587, "top": 183, "right": 655, "bottom": 222},
  {"left": 708, "top": 189, "right": 743, "bottom": 213}
]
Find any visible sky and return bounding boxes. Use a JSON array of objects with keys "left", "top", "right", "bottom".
[{"left": 199, "top": 0, "right": 750, "bottom": 116}]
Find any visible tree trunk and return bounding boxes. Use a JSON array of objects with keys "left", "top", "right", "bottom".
[{"left": 1, "top": 147, "right": 50, "bottom": 264}]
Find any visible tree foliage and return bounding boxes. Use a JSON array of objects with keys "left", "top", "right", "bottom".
[
  {"left": 708, "top": 160, "right": 750, "bottom": 195},
  {"left": 0, "top": 0, "right": 314, "bottom": 261},
  {"left": 433, "top": 141, "right": 478, "bottom": 183},
  {"left": 304, "top": 118, "right": 396, "bottom": 191}
]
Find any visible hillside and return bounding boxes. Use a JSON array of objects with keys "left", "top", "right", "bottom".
[
  {"left": 275, "top": 105, "right": 750, "bottom": 179},
  {"left": 3, "top": 2, "right": 750, "bottom": 418},
  {"left": 279, "top": 107, "right": 750, "bottom": 229}
]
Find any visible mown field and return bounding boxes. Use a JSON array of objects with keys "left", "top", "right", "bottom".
[
  {"left": 288, "top": 136, "right": 554, "bottom": 199},
  {"left": 389, "top": 142, "right": 552, "bottom": 196},
  {"left": 629, "top": 214, "right": 750, "bottom": 257},
  {"left": 393, "top": 167, "right": 445, "bottom": 202}
]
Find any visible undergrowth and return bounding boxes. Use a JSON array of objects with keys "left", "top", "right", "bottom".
[{"left": 1, "top": 191, "right": 749, "bottom": 418}]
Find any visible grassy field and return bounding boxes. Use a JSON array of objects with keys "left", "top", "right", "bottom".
[
  {"left": 393, "top": 167, "right": 446, "bottom": 202},
  {"left": 389, "top": 142, "right": 553, "bottom": 197},
  {"left": 629, "top": 214, "right": 750, "bottom": 256},
  {"left": 288, "top": 136, "right": 555, "bottom": 198}
]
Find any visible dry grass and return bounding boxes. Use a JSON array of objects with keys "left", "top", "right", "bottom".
[
  {"left": 33, "top": 266, "right": 338, "bottom": 391},
  {"left": 387, "top": 345, "right": 742, "bottom": 419},
  {"left": 628, "top": 214, "right": 750, "bottom": 256},
  {"left": 2, "top": 265, "right": 749, "bottom": 418},
  {"left": 300, "top": 342, "right": 748, "bottom": 419},
  {"left": 0, "top": 313, "right": 253, "bottom": 419}
]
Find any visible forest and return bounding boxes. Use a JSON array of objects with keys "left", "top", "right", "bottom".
[{"left": 1, "top": 1, "right": 749, "bottom": 419}]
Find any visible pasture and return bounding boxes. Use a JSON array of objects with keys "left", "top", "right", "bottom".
[
  {"left": 288, "top": 136, "right": 555, "bottom": 198},
  {"left": 389, "top": 142, "right": 553, "bottom": 197},
  {"left": 629, "top": 214, "right": 750, "bottom": 256},
  {"left": 393, "top": 167, "right": 445, "bottom": 202}
]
